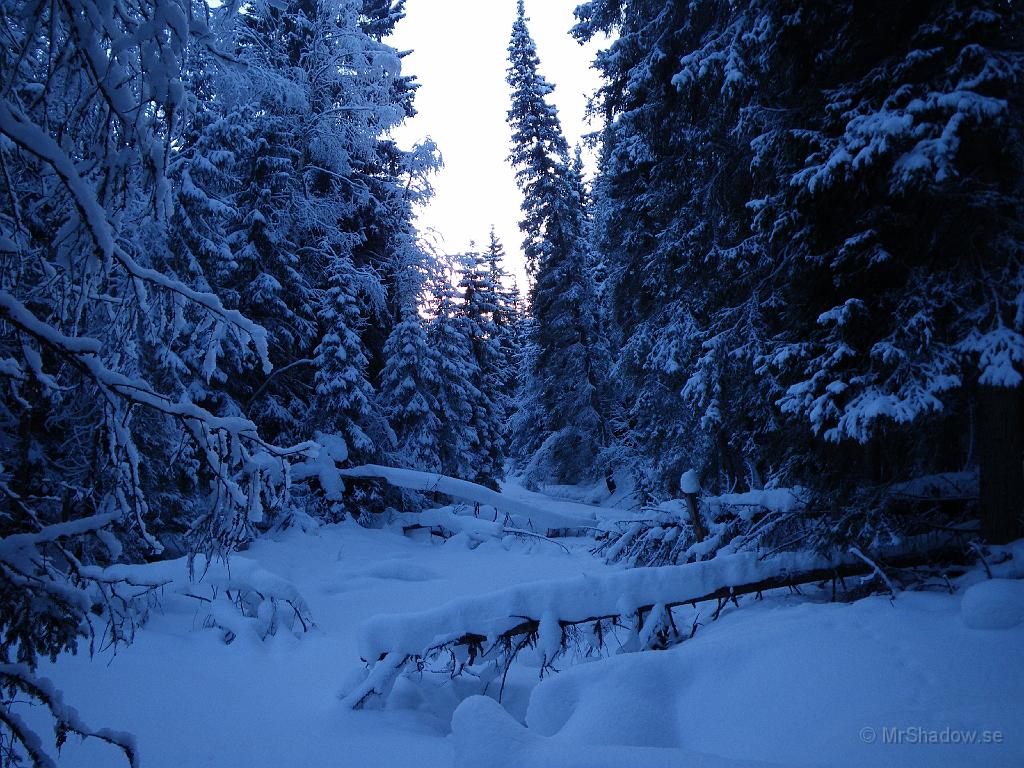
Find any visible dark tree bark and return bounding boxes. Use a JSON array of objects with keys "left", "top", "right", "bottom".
[{"left": 978, "top": 384, "right": 1024, "bottom": 544}]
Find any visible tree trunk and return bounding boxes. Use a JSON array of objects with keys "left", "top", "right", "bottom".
[{"left": 977, "top": 383, "right": 1024, "bottom": 544}]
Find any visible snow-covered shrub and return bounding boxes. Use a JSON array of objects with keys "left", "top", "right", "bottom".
[
  {"left": 182, "top": 556, "right": 314, "bottom": 644},
  {"left": 599, "top": 475, "right": 977, "bottom": 568},
  {"left": 596, "top": 489, "right": 810, "bottom": 567}
]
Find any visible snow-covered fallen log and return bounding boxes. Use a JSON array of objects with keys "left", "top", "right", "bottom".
[
  {"left": 394, "top": 507, "right": 570, "bottom": 553},
  {"left": 342, "top": 544, "right": 967, "bottom": 709},
  {"left": 395, "top": 507, "right": 505, "bottom": 542},
  {"left": 338, "top": 464, "right": 595, "bottom": 534},
  {"left": 354, "top": 550, "right": 832, "bottom": 663}
]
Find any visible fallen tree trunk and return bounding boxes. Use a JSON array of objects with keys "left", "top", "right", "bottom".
[
  {"left": 338, "top": 464, "right": 595, "bottom": 534},
  {"left": 342, "top": 543, "right": 970, "bottom": 709},
  {"left": 452, "top": 545, "right": 969, "bottom": 646}
]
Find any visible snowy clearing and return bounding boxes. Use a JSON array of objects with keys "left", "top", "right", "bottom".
[
  {"left": 4, "top": 0, "right": 1023, "bottom": 765},
  {"left": 34, "top": 499, "right": 1024, "bottom": 768}
]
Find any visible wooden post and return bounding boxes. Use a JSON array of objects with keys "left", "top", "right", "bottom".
[{"left": 680, "top": 469, "right": 708, "bottom": 542}]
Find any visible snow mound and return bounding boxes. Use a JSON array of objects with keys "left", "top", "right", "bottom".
[
  {"left": 452, "top": 695, "right": 779, "bottom": 768},
  {"left": 452, "top": 696, "right": 535, "bottom": 768},
  {"left": 961, "top": 579, "right": 1024, "bottom": 630},
  {"left": 526, "top": 651, "right": 685, "bottom": 748}
]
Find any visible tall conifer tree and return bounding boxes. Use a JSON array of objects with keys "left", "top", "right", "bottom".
[
  {"left": 380, "top": 248, "right": 443, "bottom": 473},
  {"left": 457, "top": 247, "right": 508, "bottom": 488},
  {"left": 506, "top": 1, "right": 612, "bottom": 485},
  {"left": 427, "top": 265, "right": 482, "bottom": 480}
]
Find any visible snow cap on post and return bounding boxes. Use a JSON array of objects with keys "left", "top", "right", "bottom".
[{"left": 680, "top": 469, "right": 701, "bottom": 495}]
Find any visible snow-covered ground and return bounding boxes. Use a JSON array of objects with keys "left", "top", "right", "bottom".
[{"left": 36, "top": 491, "right": 1024, "bottom": 768}]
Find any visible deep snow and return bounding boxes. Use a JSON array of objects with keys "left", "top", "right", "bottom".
[{"left": 32, "top": 492, "right": 1024, "bottom": 768}]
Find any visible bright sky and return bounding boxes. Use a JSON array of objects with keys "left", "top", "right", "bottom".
[{"left": 389, "top": 0, "right": 604, "bottom": 291}]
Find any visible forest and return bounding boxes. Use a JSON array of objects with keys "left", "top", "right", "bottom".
[{"left": 0, "top": 0, "right": 1022, "bottom": 766}]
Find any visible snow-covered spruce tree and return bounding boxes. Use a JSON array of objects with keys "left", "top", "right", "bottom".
[
  {"left": 310, "top": 257, "right": 395, "bottom": 519},
  {"left": 0, "top": 0, "right": 309, "bottom": 762},
  {"left": 353, "top": 132, "right": 442, "bottom": 482},
  {"left": 485, "top": 227, "right": 523, "bottom": 405},
  {"left": 220, "top": 57, "right": 316, "bottom": 443},
  {"left": 574, "top": 0, "right": 774, "bottom": 501},
  {"left": 380, "top": 247, "right": 442, "bottom": 474},
  {"left": 166, "top": 43, "right": 249, "bottom": 306},
  {"left": 349, "top": 136, "right": 442, "bottom": 399},
  {"left": 224, "top": 0, "right": 328, "bottom": 443},
  {"left": 506, "top": 0, "right": 613, "bottom": 486},
  {"left": 316, "top": 1, "right": 431, "bottom": 399},
  {"left": 359, "top": 0, "right": 408, "bottom": 41},
  {"left": 426, "top": 264, "right": 483, "bottom": 481},
  {"left": 456, "top": 246, "right": 509, "bottom": 488},
  {"left": 130, "top": 52, "right": 260, "bottom": 545},
  {"left": 576, "top": 0, "right": 1024, "bottom": 544},
  {"left": 226, "top": 0, "right": 413, "bottom": 452},
  {"left": 746, "top": 0, "right": 1024, "bottom": 544}
]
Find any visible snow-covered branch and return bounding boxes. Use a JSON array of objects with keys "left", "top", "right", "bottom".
[
  {"left": 343, "top": 544, "right": 968, "bottom": 709},
  {"left": 0, "top": 664, "right": 139, "bottom": 768}
]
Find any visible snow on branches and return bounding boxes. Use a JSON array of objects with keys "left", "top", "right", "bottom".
[{"left": 341, "top": 544, "right": 966, "bottom": 710}]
